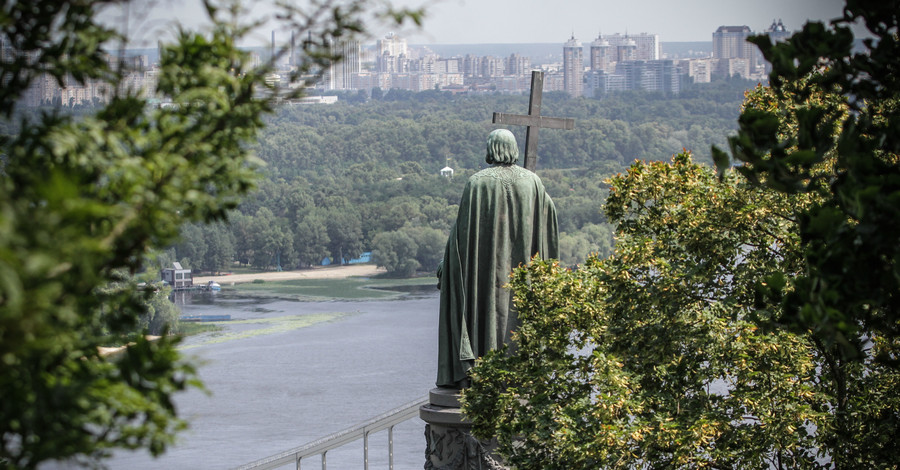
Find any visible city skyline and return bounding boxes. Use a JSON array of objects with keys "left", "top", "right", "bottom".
[
  {"left": 123, "top": 0, "right": 848, "bottom": 47},
  {"left": 396, "top": 0, "right": 845, "bottom": 44},
  {"left": 24, "top": 0, "right": 852, "bottom": 107}
]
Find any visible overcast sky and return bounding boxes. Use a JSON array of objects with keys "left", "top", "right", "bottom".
[
  {"left": 125, "top": 0, "right": 848, "bottom": 47},
  {"left": 396, "top": 0, "right": 846, "bottom": 43}
]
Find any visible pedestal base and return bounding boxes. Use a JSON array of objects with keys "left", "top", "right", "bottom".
[{"left": 419, "top": 388, "right": 507, "bottom": 470}]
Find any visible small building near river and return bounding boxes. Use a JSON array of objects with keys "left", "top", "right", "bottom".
[{"left": 161, "top": 262, "right": 193, "bottom": 290}]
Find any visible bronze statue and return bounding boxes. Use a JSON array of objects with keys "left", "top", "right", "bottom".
[{"left": 436, "top": 129, "right": 559, "bottom": 388}]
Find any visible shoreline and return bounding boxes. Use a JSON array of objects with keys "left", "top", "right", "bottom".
[{"left": 192, "top": 264, "right": 385, "bottom": 285}]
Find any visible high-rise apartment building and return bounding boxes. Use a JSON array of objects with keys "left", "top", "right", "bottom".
[
  {"left": 587, "top": 59, "right": 682, "bottom": 97},
  {"left": 603, "top": 33, "right": 660, "bottom": 61},
  {"left": 325, "top": 40, "right": 360, "bottom": 90},
  {"left": 376, "top": 32, "right": 407, "bottom": 57},
  {"left": 506, "top": 53, "right": 531, "bottom": 77},
  {"left": 563, "top": 34, "right": 584, "bottom": 97},
  {"left": 480, "top": 56, "right": 505, "bottom": 78},
  {"left": 617, "top": 38, "right": 637, "bottom": 62},
  {"left": 463, "top": 54, "right": 481, "bottom": 78},
  {"left": 375, "top": 33, "right": 408, "bottom": 73},
  {"left": 590, "top": 35, "right": 612, "bottom": 72},
  {"left": 712, "top": 25, "right": 755, "bottom": 60},
  {"left": 712, "top": 22, "right": 792, "bottom": 77}
]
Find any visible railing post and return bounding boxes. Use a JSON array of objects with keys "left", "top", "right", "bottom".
[
  {"left": 295, "top": 455, "right": 301, "bottom": 470},
  {"left": 321, "top": 451, "right": 326, "bottom": 470},
  {"left": 388, "top": 426, "right": 394, "bottom": 470},
  {"left": 363, "top": 430, "right": 369, "bottom": 470}
]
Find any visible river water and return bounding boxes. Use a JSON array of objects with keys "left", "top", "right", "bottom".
[{"left": 107, "top": 286, "right": 440, "bottom": 469}]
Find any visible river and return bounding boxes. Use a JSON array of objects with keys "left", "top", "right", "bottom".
[{"left": 106, "top": 286, "right": 440, "bottom": 469}]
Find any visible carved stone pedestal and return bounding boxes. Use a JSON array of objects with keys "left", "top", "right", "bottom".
[{"left": 419, "top": 388, "right": 507, "bottom": 470}]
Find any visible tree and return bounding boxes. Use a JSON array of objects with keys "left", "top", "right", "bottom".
[
  {"left": 465, "top": 152, "right": 900, "bottom": 469},
  {"left": 200, "top": 222, "right": 236, "bottom": 274},
  {"left": 175, "top": 223, "right": 208, "bottom": 270},
  {"left": 558, "top": 223, "right": 613, "bottom": 266},
  {"left": 247, "top": 207, "right": 295, "bottom": 270},
  {"left": 140, "top": 286, "right": 180, "bottom": 336},
  {"left": 371, "top": 225, "right": 445, "bottom": 276},
  {"left": 713, "top": 0, "right": 900, "bottom": 365},
  {"left": 0, "top": 0, "right": 421, "bottom": 467},
  {"left": 295, "top": 211, "right": 331, "bottom": 267},
  {"left": 372, "top": 230, "right": 419, "bottom": 277},
  {"left": 405, "top": 225, "right": 445, "bottom": 272},
  {"left": 326, "top": 208, "right": 365, "bottom": 264}
]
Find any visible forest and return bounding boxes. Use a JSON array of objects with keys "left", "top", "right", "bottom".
[
  {"left": 4, "top": 0, "right": 896, "bottom": 467},
  {"left": 168, "top": 78, "right": 755, "bottom": 276}
]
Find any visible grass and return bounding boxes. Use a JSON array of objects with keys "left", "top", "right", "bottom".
[
  {"left": 226, "top": 276, "right": 436, "bottom": 300},
  {"left": 177, "top": 322, "right": 222, "bottom": 336},
  {"left": 178, "top": 313, "right": 348, "bottom": 349}
]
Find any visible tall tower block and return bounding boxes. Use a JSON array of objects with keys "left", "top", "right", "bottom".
[{"left": 563, "top": 34, "right": 584, "bottom": 97}]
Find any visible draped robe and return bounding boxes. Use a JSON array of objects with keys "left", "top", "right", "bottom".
[{"left": 436, "top": 164, "right": 559, "bottom": 388}]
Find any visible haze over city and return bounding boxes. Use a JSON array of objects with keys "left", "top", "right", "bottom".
[{"left": 123, "top": 0, "right": 847, "bottom": 46}]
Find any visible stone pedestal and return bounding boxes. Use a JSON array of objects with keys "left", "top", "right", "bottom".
[{"left": 419, "top": 387, "right": 507, "bottom": 470}]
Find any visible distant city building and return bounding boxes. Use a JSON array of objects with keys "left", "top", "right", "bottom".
[
  {"left": 713, "top": 25, "right": 755, "bottom": 60},
  {"left": 563, "top": 34, "right": 584, "bottom": 97},
  {"left": 376, "top": 33, "right": 408, "bottom": 73},
  {"left": 544, "top": 72, "right": 566, "bottom": 93},
  {"left": 436, "top": 57, "right": 461, "bottom": 74},
  {"left": 617, "top": 37, "right": 638, "bottom": 62},
  {"left": 712, "top": 25, "right": 762, "bottom": 77},
  {"left": 463, "top": 54, "right": 481, "bottom": 78},
  {"left": 590, "top": 34, "right": 613, "bottom": 72},
  {"left": 377, "top": 32, "right": 407, "bottom": 57},
  {"left": 712, "top": 20, "right": 793, "bottom": 79},
  {"left": 759, "top": 19, "right": 793, "bottom": 73},
  {"left": 603, "top": 33, "right": 660, "bottom": 61},
  {"left": 505, "top": 53, "right": 532, "bottom": 77},
  {"left": 681, "top": 58, "right": 713, "bottom": 83},
  {"left": 480, "top": 56, "right": 505, "bottom": 78},
  {"left": 765, "top": 18, "right": 792, "bottom": 43},
  {"left": 325, "top": 40, "right": 360, "bottom": 90},
  {"left": 587, "top": 59, "right": 683, "bottom": 97}
]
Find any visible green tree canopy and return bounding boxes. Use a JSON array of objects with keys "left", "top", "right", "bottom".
[
  {"left": 465, "top": 151, "right": 900, "bottom": 469},
  {"left": 0, "top": 0, "right": 421, "bottom": 467},
  {"left": 714, "top": 0, "right": 900, "bottom": 363}
]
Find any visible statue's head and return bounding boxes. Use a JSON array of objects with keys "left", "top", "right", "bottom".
[{"left": 485, "top": 129, "right": 519, "bottom": 165}]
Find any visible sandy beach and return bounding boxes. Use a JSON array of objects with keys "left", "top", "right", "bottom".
[{"left": 191, "top": 264, "right": 385, "bottom": 285}]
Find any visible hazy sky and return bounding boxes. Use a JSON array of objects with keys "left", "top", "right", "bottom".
[
  {"left": 398, "top": 0, "right": 846, "bottom": 43},
  {"left": 127, "top": 0, "right": 849, "bottom": 46}
]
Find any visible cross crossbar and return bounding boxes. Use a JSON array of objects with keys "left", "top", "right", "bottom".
[
  {"left": 492, "top": 70, "right": 575, "bottom": 171},
  {"left": 492, "top": 113, "right": 574, "bottom": 130}
]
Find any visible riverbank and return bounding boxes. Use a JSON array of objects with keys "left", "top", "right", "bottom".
[
  {"left": 109, "top": 291, "right": 439, "bottom": 468},
  {"left": 192, "top": 264, "right": 385, "bottom": 286}
]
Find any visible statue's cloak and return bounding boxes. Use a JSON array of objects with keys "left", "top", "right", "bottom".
[{"left": 437, "top": 164, "right": 559, "bottom": 388}]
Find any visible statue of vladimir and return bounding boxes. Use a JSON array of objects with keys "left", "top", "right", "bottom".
[{"left": 436, "top": 129, "right": 559, "bottom": 389}]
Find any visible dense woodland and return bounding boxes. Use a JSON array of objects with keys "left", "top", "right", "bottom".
[
  {"left": 4, "top": 0, "right": 897, "bottom": 467},
  {"left": 168, "top": 79, "right": 755, "bottom": 275}
]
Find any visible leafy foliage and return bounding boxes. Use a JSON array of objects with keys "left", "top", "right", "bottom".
[
  {"left": 371, "top": 225, "right": 445, "bottom": 276},
  {"left": 714, "top": 0, "right": 900, "bottom": 364},
  {"left": 464, "top": 152, "right": 900, "bottom": 469},
  {"left": 0, "top": 0, "right": 419, "bottom": 467}
]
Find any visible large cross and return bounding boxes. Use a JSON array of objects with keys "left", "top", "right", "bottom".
[{"left": 492, "top": 71, "right": 575, "bottom": 171}]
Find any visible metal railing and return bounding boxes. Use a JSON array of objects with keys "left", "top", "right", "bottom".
[{"left": 234, "top": 396, "right": 429, "bottom": 470}]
